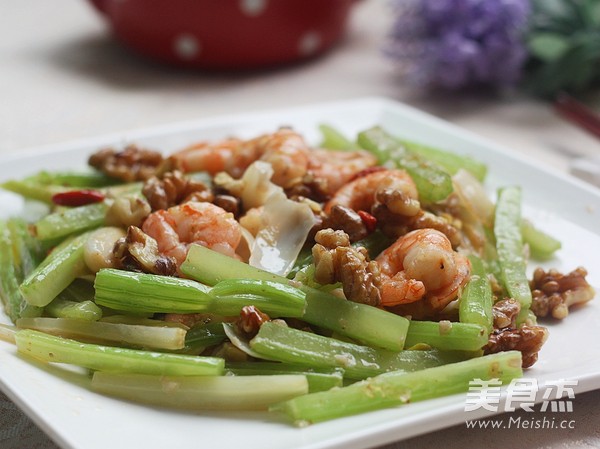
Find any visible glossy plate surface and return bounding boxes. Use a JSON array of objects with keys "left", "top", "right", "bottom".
[{"left": 1, "top": 98, "right": 599, "bottom": 449}]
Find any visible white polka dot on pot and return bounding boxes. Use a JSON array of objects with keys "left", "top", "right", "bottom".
[
  {"left": 174, "top": 34, "right": 201, "bottom": 60},
  {"left": 298, "top": 31, "right": 321, "bottom": 56},
  {"left": 239, "top": 0, "right": 268, "bottom": 17}
]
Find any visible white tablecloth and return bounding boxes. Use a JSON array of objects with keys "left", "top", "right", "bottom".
[{"left": 1, "top": 1, "right": 599, "bottom": 448}]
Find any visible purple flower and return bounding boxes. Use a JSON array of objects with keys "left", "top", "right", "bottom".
[{"left": 385, "top": 0, "right": 531, "bottom": 89}]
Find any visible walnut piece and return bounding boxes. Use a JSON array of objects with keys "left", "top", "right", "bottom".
[
  {"left": 142, "top": 170, "right": 213, "bottom": 211},
  {"left": 492, "top": 298, "right": 521, "bottom": 329},
  {"left": 236, "top": 305, "right": 270, "bottom": 338},
  {"left": 323, "top": 205, "right": 368, "bottom": 243},
  {"left": 484, "top": 325, "right": 549, "bottom": 368},
  {"left": 312, "top": 229, "right": 381, "bottom": 306},
  {"left": 530, "top": 267, "right": 595, "bottom": 319},
  {"left": 113, "top": 226, "right": 176, "bottom": 276},
  {"left": 89, "top": 145, "right": 164, "bottom": 182}
]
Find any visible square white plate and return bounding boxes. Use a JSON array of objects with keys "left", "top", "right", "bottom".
[{"left": 1, "top": 97, "right": 599, "bottom": 449}]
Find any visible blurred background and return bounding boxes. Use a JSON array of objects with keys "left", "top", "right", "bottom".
[{"left": 0, "top": 0, "right": 599, "bottom": 448}]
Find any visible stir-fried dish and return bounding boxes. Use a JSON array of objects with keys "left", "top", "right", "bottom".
[{"left": 0, "top": 125, "right": 595, "bottom": 424}]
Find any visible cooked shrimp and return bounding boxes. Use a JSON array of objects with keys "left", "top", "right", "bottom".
[
  {"left": 324, "top": 168, "right": 420, "bottom": 217},
  {"left": 307, "top": 149, "right": 378, "bottom": 196},
  {"left": 168, "top": 129, "right": 310, "bottom": 188},
  {"left": 142, "top": 201, "right": 242, "bottom": 267},
  {"left": 375, "top": 228, "right": 470, "bottom": 311}
]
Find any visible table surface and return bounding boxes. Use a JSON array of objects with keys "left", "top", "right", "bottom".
[{"left": 1, "top": 1, "right": 599, "bottom": 449}]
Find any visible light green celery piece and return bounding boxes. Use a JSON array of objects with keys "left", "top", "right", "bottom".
[
  {"left": 0, "top": 221, "right": 25, "bottom": 322},
  {"left": 15, "top": 329, "right": 223, "bottom": 376},
  {"left": 458, "top": 254, "right": 494, "bottom": 333},
  {"left": 274, "top": 351, "right": 523, "bottom": 424},
  {"left": 94, "top": 269, "right": 212, "bottom": 314},
  {"left": 92, "top": 372, "right": 308, "bottom": 410},
  {"left": 35, "top": 202, "right": 108, "bottom": 241},
  {"left": 1, "top": 180, "right": 69, "bottom": 203},
  {"left": 19, "top": 233, "right": 89, "bottom": 307},
  {"left": 357, "top": 127, "right": 453, "bottom": 203},
  {"left": 318, "top": 124, "right": 360, "bottom": 150},
  {"left": 521, "top": 219, "right": 561, "bottom": 260},
  {"left": 400, "top": 139, "right": 487, "bottom": 181},
  {"left": 17, "top": 317, "right": 186, "bottom": 350},
  {"left": 32, "top": 171, "right": 118, "bottom": 188},
  {"left": 494, "top": 187, "right": 531, "bottom": 323},
  {"left": 250, "top": 321, "right": 460, "bottom": 380},
  {"left": 182, "top": 244, "right": 409, "bottom": 351},
  {"left": 404, "top": 321, "right": 489, "bottom": 351},
  {"left": 226, "top": 362, "right": 344, "bottom": 393},
  {"left": 45, "top": 298, "right": 103, "bottom": 321},
  {"left": 208, "top": 279, "right": 307, "bottom": 317}
]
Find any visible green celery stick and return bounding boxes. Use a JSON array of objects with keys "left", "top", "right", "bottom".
[
  {"left": 20, "top": 233, "right": 89, "bottom": 307},
  {"left": 92, "top": 372, "right": 308, "bottom": 410},
  {"left": 46, "top": 298, "right": 102, "bottom": 321},
  {"left": 31, "top": 171, "right": 118, "bottom": 188},
  {"left": 404, "top": 321, "right": 489, "bottom": 351},
  {"left": 0, "top": 221, "right": 26, "bottom": 322},
  {"left": 1, "top": 180, "right": 69, "bottom": 203},
  {"left": 15, "top": 329, "right": 223, "bottom": 376},
  {"left": 182, "top": 244, "right": 409, "bottom": 351},
  {"left": 226, "top": 362, "right": 343, "bottom": 392},
  {"left": 35, "top": 202, "right": 108, "bottom": 241},
  {"left": 17, "top": 317, "right": 186, "bottom": 350},
  {"left": 250, "top": 322, "right": 461, "bottom": 379},
  {"left": 209, "top": 279, "right": 307, "bottom": 317},
  {"left": 400, "top": 139, "right": 487, "bottom": 181},
  {"left": 357, "top": 127, "right": 453, "bottom": 203},
  {"left": 459, "top": 255, "right": 494, "bottom": 333},
  {"left": 494, "top": 187, "right": 531, "bottom": 323},
  {"left": 273, "top": 351, "right": 522, "bottom": 424},
  {"left": 521, "top": 220, "right": 561, "bottom": 260},
  {"left": 94, "top": 269, "right": 212, "bottom": 314},
  {"left": 319, "top": 124, "right": 359, "bottom": 150}
]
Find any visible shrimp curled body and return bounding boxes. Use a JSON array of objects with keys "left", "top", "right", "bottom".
[
  {"left": 142, "top": 201, "right": 242, "bottom": 267},
  {"left": 375, "top": 228, "right": 470, "bottom": 312},
  {"left": 325, "top": 168, "right": 420, "bottom": 217}
]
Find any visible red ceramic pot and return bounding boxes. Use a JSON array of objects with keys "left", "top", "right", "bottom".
[{"left": 88, "top": 0, "right": 357, "bottom": 69}]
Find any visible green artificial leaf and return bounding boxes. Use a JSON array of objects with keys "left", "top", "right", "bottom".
[{"left": 528, "top": 33, "right": 570, "bottom": 61}]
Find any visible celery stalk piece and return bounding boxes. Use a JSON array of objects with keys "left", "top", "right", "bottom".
[
  {"left": 1, "top": 180, "right": 69, "bottom": 203},
  {"left": 209, "top": 279, "right": 307, "bottom": 317},
  {"left": 494, "top": 187, "right": 532, "bottom": 323},
  {"left": 45, "top": 298, "right": 103, "bottom": 321},
  {"left": 0, "top": 221, "right": 26, "bottom": 321},
  {"left": 0, "top": 323, "right": 17, "bottom": 344},
  {"left": 182, "top": 244, "right": 409, "bottom": 351},
  {"left": 274, "top": 351, "right": 523, "bottom": 424},
  {"left": 32, "top": 171, "right": 118, "bottom": 188},
  {"left": 301, "top": 291, "right": 408, "bottom": 351},
  {"left": 250, "top": 322, "right": 460, "bottom": 379},
  {"left": 15, "top": 329, "right": 223, "bottom": 376},
  {"left": 34, "top": 202, "right": 108, "bottom": 241},
  {"left": 92, "top": 373, "right": 308, "bottom": 411},
  {"left": 7, "top": 218, "right": 44, "bottom": 278},
  {"left": 404, "top": 321, "right": 489, "bottom": 351},
  {"left": 458, "top": 255, "right": 494, "bottom": 333},
  {"left": 94, "top": 269, "right": 212, "bottom": 314},
  {"left": 17, "top": 317, "right": 186, "bottom": 350},
  {"left": 357, "top": 127, "right": 453, "bottom": 203},
  {"left": 19, "top": 233, "right": 89, "bottom": 308},
  {"left": 400, "top": 139, "right": 488, "bottom": 182},
  {"left": 521, "top": 219, "right": 561, "bottom": 260},
  {"left": 181, "top": 244, "right": 284, "bottom": 285},
  {"left": 226, "top": 362, "right": 344, "bottom": 392},
  {"left": 318, "top": 124, "right": 360, "bottom": 150}
]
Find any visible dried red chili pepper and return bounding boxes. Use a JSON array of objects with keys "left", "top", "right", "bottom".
[
  {"left": 357, "top": 210, "right": 377, "bottom": 233},
  {"left": 51, "top": 190, "right": 105, "bottom": 207}
]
